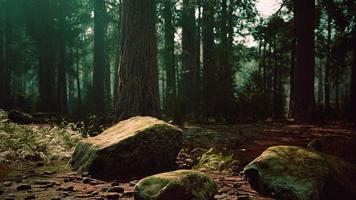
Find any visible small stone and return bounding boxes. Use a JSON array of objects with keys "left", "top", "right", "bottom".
[
  {"left": 107, "top": 186, "right": 124, "bottom": 193},
  {"left": 81, "top": 172, "right": 89, "bottom": 177},
  {"left": 42, "top": 171, "right": 56, "bottom": 175},
  {"left": 82, "top": 178, "right": 91, "bottom": 184},
  {"left": 100, "top": 186, "right": 109, "bottom": 192},
  {"left": 59, "top": 186, "right": 74, "bottom": 192},
  {"left": 62, "top": 192, "right": 70, "bottom": 197},
  {"left": 123, "top": 191, "right": 133, "bottom": 197},
  {"left": 17, "top": 184, "right": 31, "bottom": 191},
  {"left": 129, "top": 180, "right": 138, "bottom": 186},
  {"left": 105, "top": 192, "right": 120, "bottom": 199},
  {"left": 237, "top": 194, "right": 249, "bottom": 200},
  {"left": 3, "top": 181, "right": 12, "bottom": 187},
  {"left": 4, "top": 197, "right": 15, "bottom": 200},
  {"left": 111, "top": 181, "right": 120, "bottom": 186},
  {"left": 36, "top": 162, "right": 45, "bottom": 167},
  {"left": 24, "top": 194, "right": 36, "bottom": 200},
  {"left": 63, "top": 177, "right": 74, "bottom": 183},
  {"left": 232, "top": 182, "right": 241, "bottom": 188},
  {"left": 218, "top": 186, "right": 230, "bottom": 194}
]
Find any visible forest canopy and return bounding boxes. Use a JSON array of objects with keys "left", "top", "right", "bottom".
[{"left": 0, "top": 0, "right": 355, "bottom": 123}]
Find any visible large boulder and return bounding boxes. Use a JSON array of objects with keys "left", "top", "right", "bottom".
[
  {"left": 69, "top": 116, "right": 183, "bottom": 177},
  {"left": 134, "top": 170, "right": 218, "bottom": 200},
  {"left": 243, "top": 145, "right": 356, "bottom": 200},
  {"left": 8, "top": 110, "right": 33, "bottom": 124}
]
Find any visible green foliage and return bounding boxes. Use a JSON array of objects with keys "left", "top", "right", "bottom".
[
  {"left": 194, "top": 148, "right": 239, "bottom": 172},
  {"left": 0, "top": 117, "right": 82, "bottom": 164}
]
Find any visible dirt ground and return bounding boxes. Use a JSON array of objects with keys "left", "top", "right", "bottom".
[{"left": 1, "top": 122, "right": 355, "bottom": 200}]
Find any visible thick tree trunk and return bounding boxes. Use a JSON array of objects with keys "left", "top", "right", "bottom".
[
  {"left": 163, "top": 0, "right": 176, "bottom": 119},
  {"left": 202, "top": 0, "right": 217, "bottom": 120},
  {"left": 115, "top": 0, "right": 160, "bottom": 120},
  {"left": 293, "top": 0, "right": 316, "bottom": 121},
  {"left": 180, "top": 0, "right": 197, "bottom": 120},
  {"left": 93, "top": 0, "right": 107, "bottom": 113}
]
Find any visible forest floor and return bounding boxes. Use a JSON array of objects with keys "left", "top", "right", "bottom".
[{"left": 1, "top": 122, "right": 356, "bottom": 200}]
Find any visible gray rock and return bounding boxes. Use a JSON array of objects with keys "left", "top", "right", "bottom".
[
  {"left": 7, "top": 110, "right": 33, "bottom": 124},
  {"left": 69, "top": 117, "right": 183, "bottom": 177}
]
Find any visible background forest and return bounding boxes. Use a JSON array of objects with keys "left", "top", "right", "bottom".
[{"left": 0, "top": 0, "right": 355, "bottom": 124}]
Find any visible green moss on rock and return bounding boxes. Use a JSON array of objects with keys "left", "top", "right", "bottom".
[
  {"left": 69, "top": 116, "right": 183, "bottom": 177},
  {"left": 134, "top": 170, "right": 218, "bottom": 200},
  {"left": 243, "top": 145, "right": 356, "bottom": 200}
]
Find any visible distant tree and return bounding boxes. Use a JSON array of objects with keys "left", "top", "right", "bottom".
[
  {"left": 217, "top": 0, "right": 235, "bottom": 121},
  {"left": 351, "top": 27, "right": 356, "bottom": 121},
  {"left": 292, "top": 0, "right": 316, "bottom": 120},
  {"left": 115, "top": 0, "right": 160, "bottom": 120},
  {"left": 180, "top": 0, "right": 197, "bottom": 120},
  {"left": 93, "top": 0, "right": 108, "bottom": 113},
  {"left": 162, "top": 0, "right": 176, "bottom": 119},
  {"left": 202, "top": 0, "right": 217, "bottom": 120},
  {"left": 0, "top": 0, "right": 13, "bottom": 109}
]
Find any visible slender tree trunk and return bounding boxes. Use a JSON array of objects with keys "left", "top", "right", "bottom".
[
  {"left": 0, "top": 0, "right": 12, "bottom": 109},
  {"left": 195, "top": 0, "right": 202, "bottom": 118},
  {"left": 218, "top": 0, "right": 234, "bottom": 121},
  {"left": 180, "top": 0, "right": 197, "bottom": 120},
  {"left": 202, "top": 0, "right": 217, "bottom": 120},
  {"left": 116, "top": 0, "right": 160, "bottom": 120},
  {"left": 288, "top": 20, "right": 296, "bottom": 118},
  {"left": 58, "top": 0, "right": 68, "bottom": 114},
  {"left": 293, "top": 0, "right": 316, "bottom": 121},
  {"left": 351, "top": 25, "right": 356, "bottom": 121},
  {"left": 76, "top": 48, "right": 82, "bottom": 113},
  {"left": 93, "top": 0, "right": 107, "bottom": 113},
  {"left": 324, "top": 14, "right": 332, "bottom": 112},
  {"left": 113, "top": 0, "right": 122, "bottom": 108},
  {"left": 163, "top": 0, "right": 176, "bottom": 119}
]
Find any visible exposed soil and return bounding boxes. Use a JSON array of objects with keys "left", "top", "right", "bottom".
[{"left": 1, "top": 122, "right": 355, "bottom": 200}]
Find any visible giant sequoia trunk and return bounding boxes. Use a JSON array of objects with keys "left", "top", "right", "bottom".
[
  {"left": 163, "top": 0, "right": 176, "bottom": 119},
  {"left": 93, "top": 0, "right": 107, "bottom": 113},
  {"left": 180, "top": 0, "right": 197, "bottom": 120},
  {"left": 293, "top": 0, "right": 315, "bottom": 121},
  {"left": 115, "top": 0, "right": 160, "bottom": 121},
  {"left": 202, "top": 0, "right": 217, "bottom": 120}
]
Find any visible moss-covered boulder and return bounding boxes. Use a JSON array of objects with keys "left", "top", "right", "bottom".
[
  {"left": 243, "top": 145, "right": 356, "bottom": 200},
  {"left": 8, "top": 110, "right": 33, "bottom": 124},
  {"left": 69, "top": 116, "right": 183, "bottom": 177},
  {"left": 134, "top": 170, "right": 218, "bottom": 200}
]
